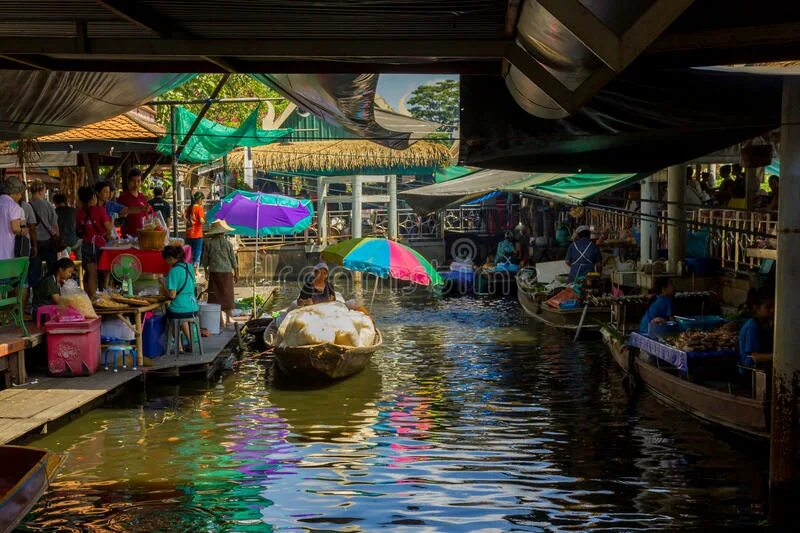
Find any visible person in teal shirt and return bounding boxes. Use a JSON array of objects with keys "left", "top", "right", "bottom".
[
  {"left": 495, "top": 231, "right": 518, "bottom": 263},
  {"left": 160, "top": 245, "right": 199, "bottom": 352}
]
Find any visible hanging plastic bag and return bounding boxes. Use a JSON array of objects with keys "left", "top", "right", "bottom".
[{"left": 60, "top": 281, "right": 98, "bottom": 319}]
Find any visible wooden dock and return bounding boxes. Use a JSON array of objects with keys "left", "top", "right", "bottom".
[
  {"left": 0, "top": 285, "right": 278, "bottom": 445},
  {"left": 0, "top": 329, "right": 236, "bottom": 445}
]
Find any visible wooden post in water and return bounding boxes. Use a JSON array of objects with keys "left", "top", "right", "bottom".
[{"left": 770, "top": 76, "right": 800, "bottom": 508}]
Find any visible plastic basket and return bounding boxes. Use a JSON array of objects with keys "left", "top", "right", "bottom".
[{"left": 138, "top": 229, "right": 167, "bottom": 250}]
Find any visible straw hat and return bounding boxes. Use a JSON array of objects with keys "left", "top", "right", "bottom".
[{"left": 206, "top": 219, "right": 234, "bottom": 236}]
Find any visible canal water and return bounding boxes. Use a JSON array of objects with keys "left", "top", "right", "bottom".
[{"left": 20, "top": 290, "right": 768, "bottom": 531}]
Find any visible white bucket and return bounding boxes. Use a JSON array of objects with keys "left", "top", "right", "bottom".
[{"left": 199, "top": 303, "right": 222, "bottom": 335}]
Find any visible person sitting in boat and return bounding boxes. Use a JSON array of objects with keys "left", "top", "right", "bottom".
[
  {"left": 495, "top": 231, "right": 518, "bottom": 264},
  {"left": 738, "top": 291, "right": 774, "bottom": 370},
  {"left": 565, "top": 225, "right": 601, "bottom": 282},
  {"left": 639, "top": 278, "right": 675, "bottom": 334},
  {"left": 297, "top": 262, "right": 336, "bottom": 306}
]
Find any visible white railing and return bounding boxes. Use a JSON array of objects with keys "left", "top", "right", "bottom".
[{"left": 586, "top": 205, "right": 778, "bottom": 273}]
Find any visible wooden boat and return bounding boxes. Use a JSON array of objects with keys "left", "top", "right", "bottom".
[
  {"left": 601, "top": 324, "right": 770, "bottom": 440},
  {"left": 0, "top": 446, "right": 64, "bottom": 532},
  {"left": 265, "top": 323, "right": 383, "bottom": 380},
  {"left": 517, "top": 286, "right": 609, "bottom": 334}
]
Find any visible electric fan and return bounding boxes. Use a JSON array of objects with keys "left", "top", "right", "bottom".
[{"left": 111, "top": 253, "right": 142, "bottom": 296}]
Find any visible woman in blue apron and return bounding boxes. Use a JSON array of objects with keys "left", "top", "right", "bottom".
[{"left": 565, "top": 225, "right": 601, "bottom": 282}]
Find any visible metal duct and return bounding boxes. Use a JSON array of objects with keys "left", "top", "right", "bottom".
[{"left": 505, "top": 0, "right": 688, "bottom": 119}]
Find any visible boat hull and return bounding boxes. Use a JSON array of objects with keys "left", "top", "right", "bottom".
[
  {"left": 601, "top": 326, "right": 769, "bottom": 440},
  {"left": 0, "top": 446, "right": 63, "bottom": 533},
  {"left": 268, "top": 327, "right": 383, "bottom": 381},
  {"left": 517, "top": 287, "right": 608, "bottom": 333}
]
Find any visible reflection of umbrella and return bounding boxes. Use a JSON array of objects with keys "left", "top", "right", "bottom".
[
  {"left": 322, "top": 237, "right": 443, "bottom": 287},
  {"left": 207, "top": 190, "right": 313, "bottom": 236}
]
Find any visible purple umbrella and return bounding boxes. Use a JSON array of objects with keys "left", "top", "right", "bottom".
[{"left": 207, "top": 191, "right": 314, "bottom": 237}]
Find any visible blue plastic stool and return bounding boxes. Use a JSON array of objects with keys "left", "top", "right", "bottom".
[
  {"left": 103, "top": 344, "right": 138, "bottom": 372},
  {"left": 166, "top": 317, "right": 204, "bottom": 358}
]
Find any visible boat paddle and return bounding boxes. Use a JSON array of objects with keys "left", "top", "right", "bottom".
[{"left": 573, "top": 304, "right": 589, "bottom": 343}]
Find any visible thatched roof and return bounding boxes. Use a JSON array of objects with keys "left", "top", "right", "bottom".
[{"left": 226, "top": 139, "right": 452, "bottom": 176}]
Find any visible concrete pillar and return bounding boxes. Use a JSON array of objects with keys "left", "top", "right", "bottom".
[
  {"left": 351, "top": 176, "right": 362, "bottom": 239},
  {"left": 667, "top": 164, "right": 685, "bottom": 272},
  {"left": 243, "top": 147, "right": 254, "bottom": 187},
  {"left": 770, "top": 76, "right": 800, "bottom": 497},
  {"left": 318, "top": 177, "right": 329, "bottom": 245},
  {"left": 640, "top": 175, "right": 658, "bottom": 264},
  {"left": 388, "top": 175, "right": 398, "bottom": 240}
]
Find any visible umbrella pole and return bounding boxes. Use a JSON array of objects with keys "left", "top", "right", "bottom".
[
  {"left": 253, "top": 194, "right": 260, "bottom": 318},
  {"left": 370, "top": 275, "right": 379, "bottom": 309}
]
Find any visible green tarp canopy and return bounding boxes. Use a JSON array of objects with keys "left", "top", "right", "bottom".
[
  {"left": 502, "top": 172, "right": 643, "bottom": 205},
  {"left": 157, "top": 106, "right": 292, "bottom": 163},
  {"left": 434, "top": 165, "right": 479, "bottom": 183}
]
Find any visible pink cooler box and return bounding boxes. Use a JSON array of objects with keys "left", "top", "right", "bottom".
[{"left": 45, "top": 318, "right": 102, "bottom": 376}]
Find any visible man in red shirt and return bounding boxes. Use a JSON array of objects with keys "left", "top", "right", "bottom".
[{"left": 118, "top": 168, "right": 151, "bottom": 237}]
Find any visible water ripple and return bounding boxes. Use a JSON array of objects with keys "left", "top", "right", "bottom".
[{"left": 21, "top": 293, "right": 767, "bottom": 531}]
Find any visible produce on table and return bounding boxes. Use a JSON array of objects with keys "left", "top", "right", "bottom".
[{"left": 664, "top": 323, "right": 738, "bottom": 352}]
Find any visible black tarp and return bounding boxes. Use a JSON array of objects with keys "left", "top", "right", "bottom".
[
  {"left": 460, "top": 69, "right": 783, "bottom": 173},
  {"left": 0, "top": 71, "right": 192, "bottom": 141}
]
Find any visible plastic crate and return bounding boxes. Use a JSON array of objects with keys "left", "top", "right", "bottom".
[{"left": 46, "top": 318, "right": 101, "bottom": 376}]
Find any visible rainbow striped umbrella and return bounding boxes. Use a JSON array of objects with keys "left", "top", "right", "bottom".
[{"left": 321, "top": 237, "right": 443, "bottom": 286}]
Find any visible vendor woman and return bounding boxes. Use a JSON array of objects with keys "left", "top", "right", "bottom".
[
  {"left": 32, "top": 258, "right": 75, "bottom": 315},
  {"left": 297, "top": 262, "right": 335, "bottom": 306},
  {"left": 565, "top": 225, "right": 601, "bottom": 282},
  {"left": 639, "top": 278, "right": 675, "bottom": 333},
  {"left": 160, "top": 245, "right": 199, "bottom": 353},
  {"left": 739, "top": 291, "right": 774, "bottom": 369}
]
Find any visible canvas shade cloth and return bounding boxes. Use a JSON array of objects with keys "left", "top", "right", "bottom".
[
  {"left": 434, "top": 165, "right": 479, "bottom": 183},
  {"left": 502, "top": 172, "right": 643, "bottom": 206},
  {"left": 156, "top": 106, "right": 292, "bottom": 163},
  {"left": 0, "top": 71, "right": 193, "bottom": 141},
  {"left": 206, "top": 191, "right": 314, "bottom": 237},
  {"left": 400, "top": 168, "right": 534, "bottom": 214},
  {"left": 251, "top": 73, "right": 418, "bottom": 150},
  {"left": 98, "top": 246, "right": 191, "bottom": 274}
]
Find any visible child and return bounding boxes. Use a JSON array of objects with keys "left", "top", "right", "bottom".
[{"left": 32, "top": 257, "right": 75, "bottom": 315}]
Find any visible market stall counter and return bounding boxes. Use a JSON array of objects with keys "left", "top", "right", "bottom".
[
  {"left": 628, "top": 331, "right": 737, "bottom": 377},
  {"left": 98, "top": 245, "right": 191, "bottom": 274},
  {"left": 93, "top": 296, "right": 165, "bottom": 367}
]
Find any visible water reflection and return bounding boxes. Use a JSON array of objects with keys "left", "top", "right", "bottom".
[{"left": 21, "top": 292, "right": 768, "bottom": 531}]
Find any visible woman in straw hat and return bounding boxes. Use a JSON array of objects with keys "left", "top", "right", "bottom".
[{"left": 201, "top": 219, "right": 238, "bottom": 329}]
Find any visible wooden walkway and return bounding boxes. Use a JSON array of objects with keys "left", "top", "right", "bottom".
[
  {"left": 0, "top": 329, "right": 235, "bottom": 445},
  {"left": 0, "top": 285, "right": 278, "bottom": 445}
]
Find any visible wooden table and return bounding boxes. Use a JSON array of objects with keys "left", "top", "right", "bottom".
[{"left": 95, "top": 302, "right": 163, "bottom": 366}]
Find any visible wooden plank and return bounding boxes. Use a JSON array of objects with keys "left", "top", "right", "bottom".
[{"left": 0, "top": 324, "right": 236, "bottom": 444}]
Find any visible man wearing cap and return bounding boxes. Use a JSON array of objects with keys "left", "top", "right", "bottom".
[
  {"left": 297, "top": 262, "right": 336, "bottom": 306},
  {"left": 565, "top": 225, "right": 602, "bottom": 282}
]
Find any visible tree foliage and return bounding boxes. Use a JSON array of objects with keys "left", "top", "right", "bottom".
[
  {"left": 405, "top": 79, "right": 459, "bottom": 128},
  {"left": 155, "top": 74, "right": 289, "bottom": 128}
]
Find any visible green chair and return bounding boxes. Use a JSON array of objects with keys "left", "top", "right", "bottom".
[{"left": 0, "top": 257, "right": 30, "bottom": 337}]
